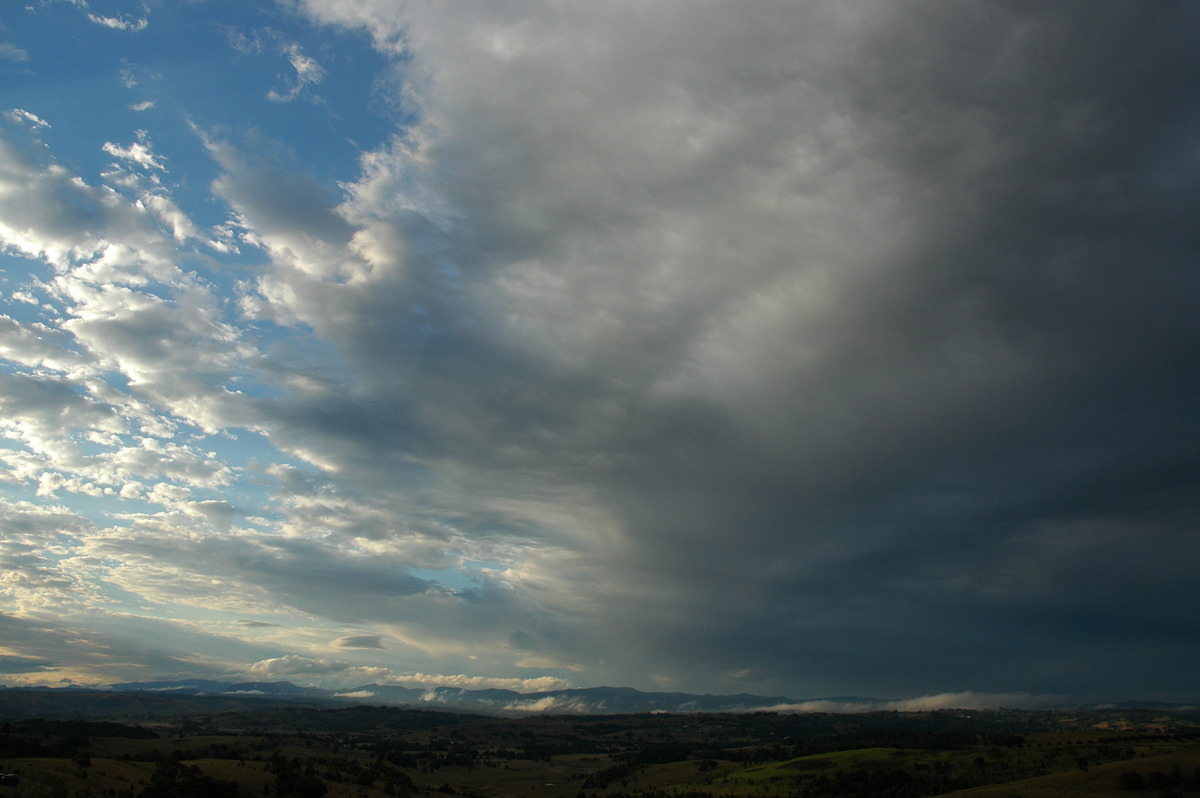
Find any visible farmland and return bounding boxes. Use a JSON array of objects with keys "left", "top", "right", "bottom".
[{"left": 1, "top": 693, "right": 1198, "bottom": 797}]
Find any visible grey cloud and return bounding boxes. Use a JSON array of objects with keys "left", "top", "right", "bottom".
[
  {"left": 270, "top": 0, "right": 1200, "bottom": 697},
  {"left": 0, "top": 116, "right": 257, "bottom": 445},
  {"left": 0, "top": 371, "right": 124, "bottom": 483},
  {"left": 0, "top": 135, "right": 107, "bottom": 255},
  {"left": 0, "top": 315, "right": 87, "bottom": 372},
  {"left": 78, "top": 522, "right": 458, "bottom": 627},
  {"left": 2, "top": 0, "right": 1196, "bottom": 699},
  {"left": 189, "top": 500, "right": 240, "bottom": 531},
  {"left": 0, "top": 119, "right": 191, "bottom": 282},
  {"left": 0, "top": 655, "right": 54, "bottom": 674},
  {"left": 0, "top": 370, "right": 116, "bottom": 432},
  {"left": 0, "top": 609, "right": 263, "bottom": 686},
  {"left": 334, "top": 634, "right": 384, "bottom": 649},
  {"left": 0, "top": 363, "right": 237, "bottom": 500},
  {"left": 205, "top": 133, "right": 355, "bottom": 254}
]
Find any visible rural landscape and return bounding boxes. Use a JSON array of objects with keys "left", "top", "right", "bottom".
[
  {"left": 2, "top": 5, "right": 1199, "bottom": 796},
  {"left": 1, "top": 688, "right": 1199, "bottom": 798}
]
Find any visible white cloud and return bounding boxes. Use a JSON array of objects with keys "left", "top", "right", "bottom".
[
  {"left": 0, "top": 315, "right": 88, "bottom": 374},
  {"left": 0, "top": 370, "right": 123, "bottom": 465},
  {"left": 768, "top": 692, "right": 1068, "bottom": 714},
  {"left": 0, "top": 131, "right": 180, "bottom": 280},
  {"left": 102, "top": 134, "right": 166, "bottom": 171},
  {"left": 398, "top": 673, "right": 572, "bottom": 693},
  {"left": 0, "top": 43, "right": 31, "bottom": 62},
  {"left": 87, "top": 13, "right": 148, "bottom": 32},
  {"left": 245, "top": 655, "right": 394, "bottom": 686},
  {"left": 4, "top": 109, "right": 48, "bottom": 129},
  {"left": 243, "top": 660, "right": 566, "bottom": 694},
  {"left": 267, "top": 42, "right": 326, "bottom": 103},
  {"left": 0, "top": 501, "right": 95, "bottom": 614},
  {"left": 502, "top": 694, "right": 593, "bottom": 713}
]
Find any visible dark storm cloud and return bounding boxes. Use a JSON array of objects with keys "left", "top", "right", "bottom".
[
  {"left": 578, "top": 1, "right": 1200, "bottom": 696},
  {"left": 193, "top": 0, "right": 1200, "bottom": 697},
  {"left": 198, "top": 0, "right": 1200, "bottom": 699},
  {"left": 4, "top": 0, "right": 1196, "bottom": 699},
  {"left": 299, "top": 0, "right": 1200, "bottom": 697}
]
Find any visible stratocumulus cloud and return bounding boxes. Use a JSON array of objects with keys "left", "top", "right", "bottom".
[{"left": 0, "top": 0, "right": 1197, "bottom": 703}]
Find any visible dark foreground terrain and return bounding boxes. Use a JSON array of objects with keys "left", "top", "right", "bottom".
[{"left": 1, "top": 691, "right": 1198, "bottom": 797}]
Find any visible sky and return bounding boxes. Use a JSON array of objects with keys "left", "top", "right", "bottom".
[{"left": 0, "top": 0, "right": 1198, "bottom": 706}]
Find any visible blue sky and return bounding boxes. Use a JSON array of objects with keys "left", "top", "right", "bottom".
[{"left": 1, "top": 0, "right": 1199, "bottom": 707}]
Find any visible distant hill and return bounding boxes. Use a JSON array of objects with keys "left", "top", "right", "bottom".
[
  {"left": 3, "top": 680, "right": 804, "bottom": 716},
  {"left": 5, "top": 680, "right": 1196, "bottom": 719},
  {"left": 99, "top": 680, "right": 800, "bottom": 714},
  {"left": 0, "top": 687, "right": 330, "bottom": 721}
]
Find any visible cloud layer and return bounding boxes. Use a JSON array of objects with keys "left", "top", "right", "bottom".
[{"left": 0, "top": 0, "right": 1197, "bottom": 702}]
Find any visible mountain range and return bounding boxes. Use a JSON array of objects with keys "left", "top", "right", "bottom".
[
  {"left": 3, "top": 680, "right": 1193, "bottom": 716},
  {"left": 24, "top": 679, "right": 822, "bottom": 715}
]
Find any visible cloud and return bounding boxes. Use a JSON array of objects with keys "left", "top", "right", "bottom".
[
  {"left": 103, "top": 133, "right": 166, "bottom": 171},
  {"left": 260, "top": 0, "right": 1200, "bottom": 698},
  {"left": 0, "top": 606, "right": 277, "bottom": 688},
  {"left": 0, "top": 655, "right": 55, "bottom": 674},
  {"left": 244, "top": 655, "right": 396, "bottom": 687},
  {"left": 200, "top": 128, "right": 357, "bottom": 281},
  {"left": 333, "top": 634, "right": 384, "bottom": 649},
  {"left": 0, "top": 502, "right": 96, "bottom": 616},
  {"left": 267, "top": 43, "right": 326, "bottom": 103},
  {"left": 503, "top": 695, "right": 595, "bottom": 714},
  {"left": 398, "top": 673, "right": 573, "bottom": 693},
  {"left": 0, "top": 0, "right": 1197, "bottom": 700},
  {"left": 0, "top": 315, "right": 87, "bottom": 374},
  {"left": 0, "top": 107, "right": 259, "bottom": 518},
  {"left": 4, "top": 109, "right": 48, "bottom": 129},
  {"left": 0, "top": 112, "right": 198, "bottom": 279},
  {"left": 769, "top": 692, "right": 1069, "bottom": 714},
  {"left": 87, "top": 14, "right": 148, "bottom": 32},
  {"left": 0, "top": 43, "right": 30, "bottom": 62},
  {"left": 248, "top": 655, "right": 361, "bottom": 676},
  {"left": 241, "top": 658, "right": 572, "bottom": 692}
]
